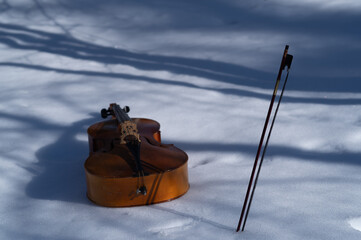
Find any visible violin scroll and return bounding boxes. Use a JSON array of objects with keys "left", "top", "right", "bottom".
[{"left": 101, "top": 105, "right": 130, "bottom": 119}]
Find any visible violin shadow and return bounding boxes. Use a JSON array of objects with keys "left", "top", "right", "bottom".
[{"left": 25, "top": 113, "right": 102, "bottom": 205}]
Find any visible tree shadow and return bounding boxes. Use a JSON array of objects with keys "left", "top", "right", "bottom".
[
  {"left": 1, "top": 61, "right": 360, "bottom": 105},
  {"left": 0, "top": 22, "right": 271, "bottom": 89},
  {"left": 18, "top": 113, "right": 360, "bottom": 207},
  {"left": 1, "top": 21, "right": 360, "bottom": 105},
  {"left": 25, "top": 113, "right": 101, "bottom": 204},
  {"left": 3, "top": 0, "right": 361, "bottom": 94},
  {"left": 173, "top": 141, "right": 361, "bottom": 167}
]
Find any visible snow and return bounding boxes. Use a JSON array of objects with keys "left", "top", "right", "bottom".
[
  {"left": 350, "top": 217, "right": 361, "bottom": 232},
  {"left": 1, "top": 0, "right": 361, "bottom": 239}
]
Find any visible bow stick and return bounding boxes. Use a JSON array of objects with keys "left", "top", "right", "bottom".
[{"left": 236, "top": 45, "right": 293, "bottom": 232}]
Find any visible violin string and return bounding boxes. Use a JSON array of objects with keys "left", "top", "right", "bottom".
[{"left": 113, "top": 104, "right": 146, "bottom": 195}]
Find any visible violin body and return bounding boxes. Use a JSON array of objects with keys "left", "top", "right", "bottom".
[{"left": 84, "top": 116, "right": 189, "bottom": 207}]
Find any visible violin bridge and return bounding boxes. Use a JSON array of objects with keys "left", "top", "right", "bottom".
[{"left": 119, "top": 121, "right": 141, "bottom": 144}]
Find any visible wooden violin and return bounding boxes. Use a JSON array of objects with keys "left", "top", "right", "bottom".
[{"left": 84, "top": 103, "right": 189, "bottom": 207}]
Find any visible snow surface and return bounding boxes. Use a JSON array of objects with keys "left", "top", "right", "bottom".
[
  {"left": 1, "top": 1, "right": 361, "bottom": 239},
  {"left": 349, "top": 217, "right": 361, "bottom": 232}
]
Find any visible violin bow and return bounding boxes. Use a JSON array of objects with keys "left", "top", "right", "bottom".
[{"left": 236, "top": 45, "right": 293, "bottom": 232}]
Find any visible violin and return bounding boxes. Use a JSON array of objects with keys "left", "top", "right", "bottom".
[{"left": 84, "top": 103, "right": 189, "bottom": 207}]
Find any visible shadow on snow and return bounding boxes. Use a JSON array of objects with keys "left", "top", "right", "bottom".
[
  {"left": 14, "top": 112, "right": 360, "bottom": 205},
  {"left": 23, "top": 113, "right": 101, "bottom": 205},
  {"left": 0, "top": 21, "right": 360, "bottom": 104}
]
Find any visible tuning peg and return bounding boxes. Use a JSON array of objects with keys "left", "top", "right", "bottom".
[
  {"left": 101, "top": 108, "right": 111, "bottom": 118},
  {"left": 123, "top": 106, "right": 130, "bottom": 113}
]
